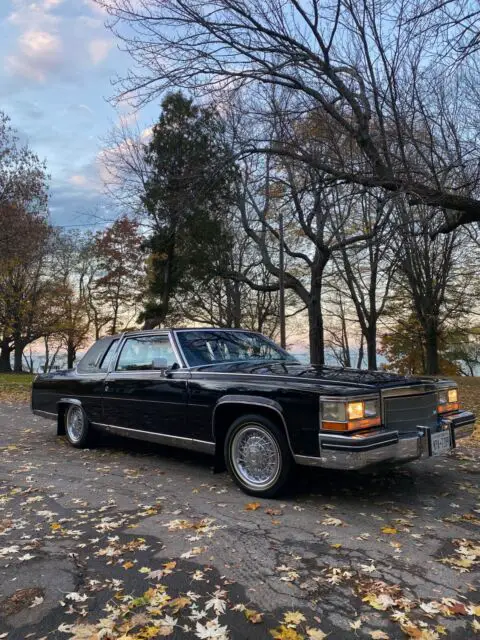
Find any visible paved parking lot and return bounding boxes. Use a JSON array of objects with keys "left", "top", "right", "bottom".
[{"left": 0, "top": 404, "right": 479, "bottom": 639}]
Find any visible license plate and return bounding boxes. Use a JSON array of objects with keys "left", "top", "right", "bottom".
[{"left": 430, "top": 430, "right": 451, "bottom": 456}]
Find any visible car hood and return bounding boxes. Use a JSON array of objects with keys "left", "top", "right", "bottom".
[{"left": 192, "top": 361, "right": 438, "bottom": 393}]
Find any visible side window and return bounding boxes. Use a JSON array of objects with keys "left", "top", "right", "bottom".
[
  {"left": 77, "top": 338, "right": 113, "bottom": 373},
  {"left": 98, "top": 339, "right": 119, "bottom": 372},
  {"left": 116, "top": 336, "right": 178, "bottom": 372}
]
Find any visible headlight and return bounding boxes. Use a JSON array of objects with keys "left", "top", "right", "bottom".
[
  {"left": 320, "top": 397, "right": 381, "bottom": 432},
  {"left": 438, "top": 386, "right": 459, "bottom": 414},
  {"left": 322, "top": 402, "right": 346, "bottom": 422},
  {"left": 448, "top": 389, "right": 458, "bottom": 403}
]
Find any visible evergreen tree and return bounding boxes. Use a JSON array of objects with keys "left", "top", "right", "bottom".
[{"left": 140, "top": 92, "right": 236, "bottom": 328}]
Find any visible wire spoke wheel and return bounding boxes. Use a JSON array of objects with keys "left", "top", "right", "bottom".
[
  {"left": 66, "top": 405, "right": 85, "bottom": 444},
  {"left": 231, "top": 423, "right": 281, "bottom": 491}
]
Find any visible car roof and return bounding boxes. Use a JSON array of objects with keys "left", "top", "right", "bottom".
[{"left": 122, "top": 327, "right": 255, "bottom": 336}]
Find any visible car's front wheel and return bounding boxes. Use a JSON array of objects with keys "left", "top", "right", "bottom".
[
  {"left": 224, "top": 414, "right": 292, "bottom": 498},
  {"left": 65, "top": 404, "right": 91, "bottom": 448}
]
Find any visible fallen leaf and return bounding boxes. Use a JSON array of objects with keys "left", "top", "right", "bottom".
[
  {"left": 381, "top": 527, "right": 398, "bottom": 535},
  {"left": 270, "top": 625, "right": 305, "bottom": 640},
  {"left": 169, "top": 596, "right": 191, "bottom": 613},
  {"left": 370, "top": 631, "right": 390, "bottom": 639},
  {"left": 362, "top": 593, "right": 395, "bottom": 611},
  {"left": 245, "top": 502, "right": 261, "bottom": 511},
  {"left": 195, "top": 619, "right": 229, "bottom": 639},
  {"left": 306, "top": 629, "right": 327, "bottom": 640},
  {"left": 265, "top": 507, "right": 283, "bottom": 516},
  {"left": 350, "top": 619, "right": 362, "bottom": 630},
  {"left": 283, "top": 611, "right": 306, "bottom": 626},
  {"left": 321, "top": 517, "right": 343, "bottom": 526},
  {"left": 29, "top": 596, "right": 44, "bottom": 608},
  {"left": 245, "top": 608, "right": 264, "bottom": 624},
  {"left": 64, "top": 592, "right": 88, "bottom": 603}
]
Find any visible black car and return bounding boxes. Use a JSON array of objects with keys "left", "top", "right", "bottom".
[{"left": 31, "top": 328, "right": 476, "bottom": 497}]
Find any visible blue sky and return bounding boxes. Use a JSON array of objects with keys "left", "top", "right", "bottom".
[{"left": 0, "top": 0, "right": 157, "bottom": 229}]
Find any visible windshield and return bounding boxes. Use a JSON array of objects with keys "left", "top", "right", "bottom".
[{"left": 176, "top": 330, "right": 298, "bottom": 368}]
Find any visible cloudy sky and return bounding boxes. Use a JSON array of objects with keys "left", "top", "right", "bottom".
[{"left": 0, "top": 0, "right": 157, "bottom": 229}]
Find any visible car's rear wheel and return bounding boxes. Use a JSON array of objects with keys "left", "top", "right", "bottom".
[
  {"left": 224, "top": 414, "right": 292, "bottom": 498},
  {"left": 65, "top": 404, "right": 91, "bottom": 448}
]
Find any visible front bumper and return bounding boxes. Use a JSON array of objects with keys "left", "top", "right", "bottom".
[{"left": 295, "top": 410, "right": 476, "bottom": 471}]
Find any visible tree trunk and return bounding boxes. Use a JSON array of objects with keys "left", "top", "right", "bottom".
[
  {"left": 0, "top": 338, "right": 12, "bottom": 373},
  {"left": 14, "top": 341, "right": 25, "bottom": 373},
  {"left": 233, "top": 282, "right": 242, "bottom": 328},
  {"left": 308, "top": 292, "right": 324, "bottom": 365},
  {"left": 308, "top": 260, "right": 326, "bottom": 366},
  {"left": 356, "top": 334, "right": 364, "bottom": 369},
  {"left": 67, "top": 340, "right": 76, "bottom": 369},
  {"left": 424, "top": 322, "right": 440, "bottom": 375},
  {"left": 366, "top": 322, "right": 377, "bottom": 370}
]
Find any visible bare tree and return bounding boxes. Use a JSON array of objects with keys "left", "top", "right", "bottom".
[
  {"left": 330, "top": 192, "right": 397, "bottom": 369},
  {"left": 233, "top": 151, "right": 388, "bottom": 364},
  {"left": 406, "top": 0, "right": 480, "bottom": 61},
  {"left": 50, "top": 232, "right": 91, "bottom": 369},
  {"left": 97, "top": 0, "right": 480, "bottom": 233},
  {"left": 170, "top": 220, "right": 291, "bottom": 337},
  {"left": 390, "top": 203, "right": 477, "bottom": 374},
  {"left": 324, "top": 290, "right": 365, "bottom": 368}
]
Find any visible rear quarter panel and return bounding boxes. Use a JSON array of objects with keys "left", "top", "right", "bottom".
[{"left": 32, "top": 370, "right": 105, "bottom": 422}]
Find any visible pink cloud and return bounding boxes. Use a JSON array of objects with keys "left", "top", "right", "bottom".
[
  {"left": 88, "top": 38, "right": 113, "bottom": 65},
  {"left": 6, "top": 30, "right": 62, "bottom": 82}
]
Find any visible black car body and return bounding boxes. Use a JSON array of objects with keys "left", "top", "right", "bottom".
[{"left": 31, "top": 328, "right": 476, "bottom": 497}]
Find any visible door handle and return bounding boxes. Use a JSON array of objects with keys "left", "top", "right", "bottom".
[{"left": 104, "top": 383, "right": 110, "bottom": 392}]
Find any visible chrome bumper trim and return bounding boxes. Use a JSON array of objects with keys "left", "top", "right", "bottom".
[{"left": 294, "top": 411, "right": 476, "bottom": 471}]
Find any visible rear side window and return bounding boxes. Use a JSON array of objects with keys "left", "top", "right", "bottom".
[
  {"left": 99, "top": 339, "right": 119, "bottom": 372},
  {"left": 116, "top": 335, "right": 178, "bottom": 371},
  {"left": 77, "top": 338, "right": 114, "bottom": 373}
]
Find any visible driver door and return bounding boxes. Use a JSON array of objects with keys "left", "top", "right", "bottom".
[{"left": 102, "top": 333, "right": 189, "bottom": 437}]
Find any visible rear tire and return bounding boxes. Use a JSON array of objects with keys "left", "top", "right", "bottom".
[
  {"left": 224, "top": 414, "right": 292, "bottom": 498},
  {"left": 65, "top": 404, "right": 91, "bottom": 448}
]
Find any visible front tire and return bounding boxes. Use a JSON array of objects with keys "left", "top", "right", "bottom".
[
  {"left": 65, "top": 404, "right": 91, "bottom": 448},
  {"left": 224, "top": 414, "right": 292, "bottom": 498}
]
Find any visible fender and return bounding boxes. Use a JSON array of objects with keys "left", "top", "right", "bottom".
[
  {"left": 58, "top": 397, "right": 82, "bottom": 407},
  {"left": 211, "top": 394, "right": 294, "bottom": 455}
]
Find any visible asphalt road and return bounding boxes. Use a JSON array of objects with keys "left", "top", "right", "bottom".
[{"left": 0, "top": 404, "right": 479, "bottom": 640}]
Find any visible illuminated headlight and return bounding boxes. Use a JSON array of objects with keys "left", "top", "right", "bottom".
[
  {"left": 438, "top": 387, "right": 459, "bottom": 414},
  {"left": 321, "top": 397, "right": 381, "bottom": 432},
  {"left": 448, "top": 388, "right": 458, "bottom": 403}
]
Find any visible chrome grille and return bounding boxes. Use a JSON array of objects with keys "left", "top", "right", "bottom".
[{"left": 384, "top": 392, "right": 438, "bottom": 433}]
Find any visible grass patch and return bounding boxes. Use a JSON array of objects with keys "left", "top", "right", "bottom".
[{"left": 0, "top": 373, "right": 34, "bottom": 404}]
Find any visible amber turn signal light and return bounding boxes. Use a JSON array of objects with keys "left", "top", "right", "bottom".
[
  {"left": 322, "top": 417, "right": 381, "bottom": 432},
  {"left": 437, "top": 402, "right": 459, "bottom": 414}
]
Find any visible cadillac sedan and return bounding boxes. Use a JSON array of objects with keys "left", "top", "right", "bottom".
[{"left": 31, "top": 329, "right": 476, "bottom": 497}]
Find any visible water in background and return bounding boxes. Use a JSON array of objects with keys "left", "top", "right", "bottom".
[{"left": 291, "top": 347, "right": 387, "bottom": 369}]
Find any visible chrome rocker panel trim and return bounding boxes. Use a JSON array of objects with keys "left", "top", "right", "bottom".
[
  {"left": 33, "top": 409, "right": 57, "bottom": 420},
  {"left": 294, "top": 411, "right": 476, "bottom": 471},
  {"left": 92, "top": 422, "right": 215, "bottom": 455}
]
